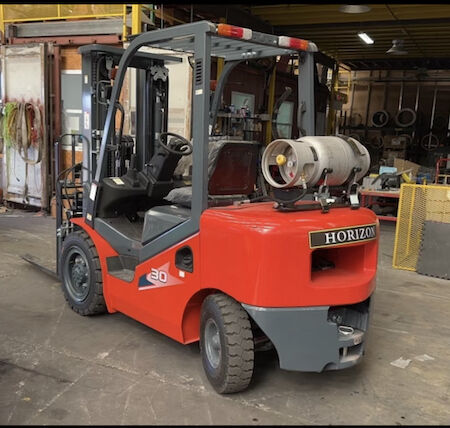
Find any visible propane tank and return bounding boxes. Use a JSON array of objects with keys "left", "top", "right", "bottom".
[{"left": 261, "top": 136, "right": 370, "bottom": 189}]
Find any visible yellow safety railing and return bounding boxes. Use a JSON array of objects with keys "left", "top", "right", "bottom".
[
  {"left": 337, "top": 68, "right": 352, "bottom": 101},
  {"left": 393, "top": 183, "right": 450, "bottom": 271},
  {"left": 0, "top": 4, "right": 147, "bottom": 39}
]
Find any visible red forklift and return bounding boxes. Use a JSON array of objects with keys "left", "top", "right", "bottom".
[{"left": 51, "top": 21, "right": 378, "bottom": 394}]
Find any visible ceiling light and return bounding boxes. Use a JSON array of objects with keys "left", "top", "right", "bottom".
[
  {"left": 358, "top": 32, "right": 374, "bottom": 45},
  {"left": 387, "top": 39, "right": 408, "bottom": 55},
  {"left": 339, "top": 5, "right": 371, "bottom": 13}
]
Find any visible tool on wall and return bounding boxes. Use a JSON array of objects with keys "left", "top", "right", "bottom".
[
  {"left": 392, "top": 72, "right": 416, "bottom": 154},
  {"left": 411, "top": 81, "right": 421, "bottom": 142},
  {"left": 422, "top": 82, "right": 441, "bottom": 151}
]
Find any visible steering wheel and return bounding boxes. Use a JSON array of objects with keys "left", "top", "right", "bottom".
[{"left": 158, "top": 132, "right": 193, "bottom": 156}]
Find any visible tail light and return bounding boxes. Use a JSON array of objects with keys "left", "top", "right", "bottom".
[
  {"left": 278, "top": 36, "right": 309, "bottom": 51},
  {"left": 217, "top": 23, "right": 252, "bottom": 40}
]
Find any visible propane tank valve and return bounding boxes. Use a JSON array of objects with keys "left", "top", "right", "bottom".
[{"left": 276, "top": 154, "right": 287, "bottom": 166}]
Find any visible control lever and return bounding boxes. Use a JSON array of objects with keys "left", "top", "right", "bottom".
[
  {"left": 348, "top": 183, "right": 360, "bottom": 209},
  {"left": 123, "top": 154, "right": 140, "bottom": 188},
  {"left": 315, "top": 168, "right": 336, "bottom": 213},
  {"left": 315, "top": 168, "right": 333, "bottom": 201},
  {"left": 346, "top": 167, "right": 362, "bottom": 209}
]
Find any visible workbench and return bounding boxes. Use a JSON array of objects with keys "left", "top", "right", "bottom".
[{"left": 360, "top": 189, "right": 400, "bottom": 222}]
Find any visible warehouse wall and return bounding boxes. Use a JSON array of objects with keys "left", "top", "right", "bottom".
[
  {"left": 342, "top": 70, "right": 450, "bottom": 126},
  {"left": 61, "top": 47, "right": 81, "bottom": 70},
  {"left": 339, "top": 69, "right": 450, "bottom": 166}
]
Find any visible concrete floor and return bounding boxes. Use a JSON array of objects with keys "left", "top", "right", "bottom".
[{"left": 0, "top": 209, "right": 449, "bottom": 425}]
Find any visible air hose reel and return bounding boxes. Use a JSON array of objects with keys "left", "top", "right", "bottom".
[
  {"left": 371, "top": 110, "right": 390, "bottom": 128},
  {"left": 395, "top": 108, "right": 417, "bottom": 128},
  {"left": 261, "top": 136, "right": 370, "bottom": 210}
]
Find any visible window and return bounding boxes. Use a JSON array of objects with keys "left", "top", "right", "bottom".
[
  {"left": 276, "top": 101, "right": 294, "bottom": 138},
  {"left": 231, "top": 91, "right": 255, "bottom": 115},
  {"left": 61, "top": 70, "right": 82, "bottom": 142}
]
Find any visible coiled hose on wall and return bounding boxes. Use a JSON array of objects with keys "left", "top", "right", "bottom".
[
  {"left": 371, "top": 110, "right": 390, "bottom": 128},
  {"left": 1, "top": 101, "right": 43, "bottom": 164},
  {"left": 0, "top": 101, "right": 44, "bottom": 202}
]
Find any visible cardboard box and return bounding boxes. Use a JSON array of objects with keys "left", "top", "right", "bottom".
[{"left": 394, "top": 158, "right": 421, "bottom": 177}]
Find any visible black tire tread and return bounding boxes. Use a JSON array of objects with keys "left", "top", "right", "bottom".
[
  {"left": 202, "top": 293, "right": 254, "bottom": 394},
  {"left": 61, "top": 230, "right": 106, "bottom": 316}
]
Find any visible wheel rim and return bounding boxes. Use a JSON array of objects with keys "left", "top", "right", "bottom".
[
  {"left": 205, "top": 318, "right": 221, "bottom": 369},
  {"left": 63, "top": 247, "right": 90, "bottom": 303}
]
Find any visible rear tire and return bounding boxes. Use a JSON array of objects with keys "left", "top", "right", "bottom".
[
  {"left": 200, "top": 293, "right": 254, "bottom": 394},
  {"left": 60, "top": 231, "right": 106, "bottom": 316}
]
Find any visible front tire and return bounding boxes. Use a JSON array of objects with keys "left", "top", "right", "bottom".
[
  {"left": 60, "top": 231, "right": 106, "bottom": 316},
  {"left": 200, "top": 293, "right": 254, "bottom": 394}
]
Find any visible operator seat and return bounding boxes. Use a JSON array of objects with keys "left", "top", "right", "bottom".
[
  {"left": 164, "top": 140, "right": 260, "bottom": 208},
  {"left": 94, "top": 140, "right": 260, "bottom": 258}
]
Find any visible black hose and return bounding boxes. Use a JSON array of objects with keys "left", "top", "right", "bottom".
[
  {"left": 272, "top": 184, "right": 308, "bottom": 206},
  {"left": 371, "top": 110, "right": 390, "bottom": 128}
]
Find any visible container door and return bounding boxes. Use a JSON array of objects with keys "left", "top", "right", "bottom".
[{"left": 1, "top": 43, "right": 50, "bottom": 208}]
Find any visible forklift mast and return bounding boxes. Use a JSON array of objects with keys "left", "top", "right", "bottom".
[{"left": 78, "top": 44, "right": 180, "bottom": 209}]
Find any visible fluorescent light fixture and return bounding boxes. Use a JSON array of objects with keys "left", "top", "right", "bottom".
[
  {"left": 339, "top": 5, "right": 371, "bottom": 13},
  {"left": 358, "top": 32, "right": 374, "bottom": 45}
]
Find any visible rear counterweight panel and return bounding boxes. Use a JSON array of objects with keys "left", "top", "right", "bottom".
[{"left": 243, "top": 295, "right": 373, "bottom": 372}]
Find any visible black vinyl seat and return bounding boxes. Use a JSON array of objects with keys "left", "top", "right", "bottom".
[{"left": 165, "top": 140, "right": 260, "bottom": 208}]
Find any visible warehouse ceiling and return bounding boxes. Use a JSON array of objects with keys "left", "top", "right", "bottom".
[
  {"left": 174, "top": 4, "right": 450, "bottom": 70},
  {"left": 248, "top": 3, "right": 450, "bottom": 69}
]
